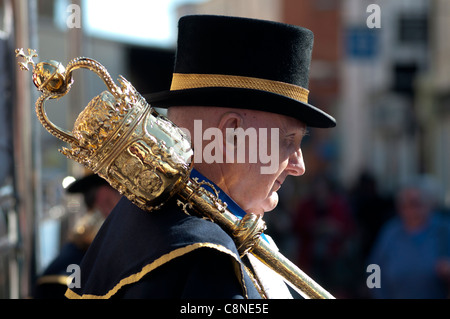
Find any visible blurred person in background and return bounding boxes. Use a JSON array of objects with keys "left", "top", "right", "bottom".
[
  {"left": 293, "top": 174, "right": 356, "bottom": 297},
  {"left": 349, "top": 171, "right": 394, "bottom": 261},
  {"left": 368, "top": 175, "right": 450, "bottom": 299},
  {"left": 33, "top": 174, "right": 121, "bottom": 298},
  {"left": 347, "top": 171, "right": 395, "bottom": 297}
]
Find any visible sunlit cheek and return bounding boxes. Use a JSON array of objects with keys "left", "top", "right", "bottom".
[
  {"left": 241, "top": 178, "right": 280, "bottom": 215},
  {"left": 277, "top": 150, "right": 291, "bottom": 173},
  {"left": 261, "top": 192, "right": 279, "bottom": 213}
]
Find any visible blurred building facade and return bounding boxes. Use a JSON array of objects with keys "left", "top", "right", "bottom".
[
  {"left": 339, "top": 0, "right": 430, "bottom": 194},
  {"left": 417, "top": 0, "right": 450, "bottom": 206},
  {"left": 339, "top": 0, "right": 450, "bottom": 208}
]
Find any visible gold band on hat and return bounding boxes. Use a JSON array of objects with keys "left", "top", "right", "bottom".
[{"left": 170, "top": 73, "right": 309, "bottom": 104}]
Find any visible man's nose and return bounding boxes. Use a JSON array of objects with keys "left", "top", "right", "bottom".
[{"left": 287, "top": 148, "right": 305, "bottom": 176}]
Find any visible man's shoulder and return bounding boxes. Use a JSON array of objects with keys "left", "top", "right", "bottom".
[
  {"left": 66, "top": 196, "right": 243, "bottom": 298},
  {"left": 110, "top": 196, "right": 236, "bottom": 249}
]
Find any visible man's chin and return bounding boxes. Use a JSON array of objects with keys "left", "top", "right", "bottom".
[
  {"left": 260, "top": 193, "right": 279, "bottom": 215},
  {"left": 241, "top": 193, "right": 279, "bottom": 216}
]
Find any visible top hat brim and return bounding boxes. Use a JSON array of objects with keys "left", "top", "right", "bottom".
[
  {"left": 66, "top": 174, "right": 109, "bottom": 194},
  {"left": 145, "top": 87, "right": 336, "bottom": 129}
]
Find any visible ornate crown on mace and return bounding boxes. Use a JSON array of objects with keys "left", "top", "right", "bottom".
[{"left": 16, "top": 48, "right": 194, "bottom": 211}]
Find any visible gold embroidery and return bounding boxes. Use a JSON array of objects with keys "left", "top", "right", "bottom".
[
  {"left": 37, "top": 275, "right": 70, "bottom": 286},
  {"left": 65, "top": 243, "right": 248, "bottom": 299}
]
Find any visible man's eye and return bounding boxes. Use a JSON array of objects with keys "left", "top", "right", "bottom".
[{"left": 284, "top": 135, "right": 296, "bottom": 147}]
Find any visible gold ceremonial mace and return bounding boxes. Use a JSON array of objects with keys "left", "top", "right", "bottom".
[{"left": 16, "top": 49, "right": 334, "bottom": 299}]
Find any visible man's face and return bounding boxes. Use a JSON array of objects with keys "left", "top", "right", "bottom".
[
  {"left": 222, "top": 111, "right": 307, "bottom": 216},
  {"left": 398, "top": 188, "right": 432, "bottom": 226},
  {"left": 168, "top": 106, "right": 307, "bottom": 217}
]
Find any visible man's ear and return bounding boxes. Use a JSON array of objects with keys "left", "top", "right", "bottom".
[{"left": 218, "top": 112, "right": 243, "bottom": 162}]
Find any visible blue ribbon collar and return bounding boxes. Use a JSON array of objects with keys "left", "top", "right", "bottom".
[{"left": 190, "top": 169, "right": 268, "bottom": 243}]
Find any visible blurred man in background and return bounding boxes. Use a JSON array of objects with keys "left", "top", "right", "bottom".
[
  {"left": 368, "top": 176, "right": 450, "bottom": 298},
  {"left": 34, "top": 174, "right": 121, "bottom": 298}
]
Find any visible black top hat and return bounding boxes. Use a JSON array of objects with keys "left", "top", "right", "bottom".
[
  {"left": 66, "top": 174, "right": 109, "bottom": 194},
  {"left": 145, "top": 15, "right": 336, "bottom": 128}
]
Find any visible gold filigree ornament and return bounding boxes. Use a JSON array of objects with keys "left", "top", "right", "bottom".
[{"left": 16, "top": 48, "right": 194, "bottom": 211}]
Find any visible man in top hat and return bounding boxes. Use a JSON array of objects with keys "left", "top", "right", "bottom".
[
  {"left": 65, "top": 15, "right": 336, "bottom": 299},
  {"left": 34, "top": 174, "right": 121, "bottom": 298}
]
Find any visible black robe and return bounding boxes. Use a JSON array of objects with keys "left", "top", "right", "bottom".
[
  {"left": 65, "top": 196, "right": 261, "bottom": 299},
  {"left": 34, "top": 242, "right": 86, "bottom": 299}
]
